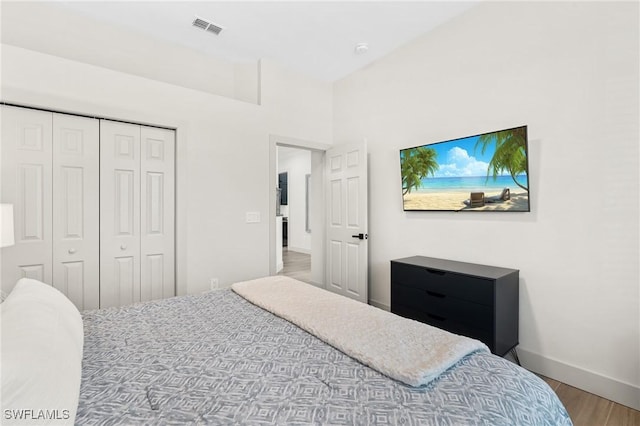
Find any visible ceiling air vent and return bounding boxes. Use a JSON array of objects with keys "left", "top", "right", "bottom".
[{"left": 192, "top": 16, "right": 223, "bottom": 35}]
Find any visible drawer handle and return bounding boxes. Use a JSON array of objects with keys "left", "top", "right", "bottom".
[
  {"left": 426, "top": 290, "right": 445, "bottom": 298},
  {"left": 425, "top": 268, "right": 445, "bottom": 276},
  {"left": 427, "top": 313, "right": 446, "bottom": 322}
]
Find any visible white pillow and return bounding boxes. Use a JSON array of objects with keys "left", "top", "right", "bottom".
[{"left": 1, "top": 278, "right": 83, "bottom": 425}]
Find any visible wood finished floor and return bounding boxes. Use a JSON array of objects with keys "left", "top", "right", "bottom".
[
  {"left": 540, "top": 376, "right": 640, "bottom": 426},
  {"left": 278, "top": 247, "right": 312, "bottom": 284},
  {"left": 279, "top": 250, "right": 640, "bottom": 425}
]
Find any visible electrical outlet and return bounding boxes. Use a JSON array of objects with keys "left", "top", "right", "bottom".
[{"left": 209, "top": 278, "right": 219, "bottom": 291}]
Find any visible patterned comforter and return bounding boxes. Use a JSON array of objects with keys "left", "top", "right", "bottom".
[{"left": 77, "top": 289, "right": 572, "bottom": 425}]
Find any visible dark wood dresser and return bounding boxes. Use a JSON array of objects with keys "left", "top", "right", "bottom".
[{"left": 391, "top": 256, "right": 519, "bottom": 357}]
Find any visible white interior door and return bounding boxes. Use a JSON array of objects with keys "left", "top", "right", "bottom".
[
  {"left": 52, "top": 113, "right": 99, "bottom": 310},
  {"left": 0, "top": 105, "right": 53, "bottom": 293},
  {"left": 100, "top": 120, "right": 141, "bottom": 308},
  {"left": 325, "top": 142, "right": 368, "bottom": 303},
  {"left": 140, "top": 126, "right": 175, "bottom": 301},
  {"left": 1, "top": 106, "right": 175, "bottom": 308}
]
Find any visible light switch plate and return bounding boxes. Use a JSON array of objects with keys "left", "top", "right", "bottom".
[{"left": 246, "top": 212, "right": 261, "bottom": 223}]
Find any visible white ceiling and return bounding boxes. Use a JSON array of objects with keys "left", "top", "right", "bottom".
[{"left": 11, "top": 1, "right": 479, "bottom": 82}]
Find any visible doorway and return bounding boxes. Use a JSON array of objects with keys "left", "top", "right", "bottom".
[
  {"left": 279, "top": 248, "right": 312, "bottom": 283},
  {"left": 269, "top": 135, "right": 369, "bottom": 302},
  {"left": 276, "top": 147, "right": 311, "bottom": 283},
  {"left": 269, "top": 135, "right": 329, "bottom": 288}
]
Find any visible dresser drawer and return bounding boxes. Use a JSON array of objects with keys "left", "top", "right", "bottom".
[
  {"left": 391, "top": 256, "right": 519, "bottom": 356},
  {"left": 392, "top": 262, "right": 494, "bottom": 305},
  {"left": 392, "top": 303, "right": 493, "bottom": 348},
  {"left": 391, "top": 283, "right": 492, "bottom": 330}
]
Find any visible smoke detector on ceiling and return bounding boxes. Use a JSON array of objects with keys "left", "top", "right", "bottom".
[
  {"left": 192, "top": 16, "right": 224, "bottom": 35},
  {"left": 354, "top": 43, "right": 369, "bottom": 55}
]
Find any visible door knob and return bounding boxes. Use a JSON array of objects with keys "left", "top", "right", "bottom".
[
  {"left": 68, "top": 248, "right": 76, "bottom": 254},
  {"left": 120, "top": 244, "right": 127, "bottom": 250},
  {"left": 351, "top": 233, "right": 368, "bottom": 240}
]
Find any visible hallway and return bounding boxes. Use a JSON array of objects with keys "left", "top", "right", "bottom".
[{"left": 278, "top": 248, "right": 311, "bottom": 284}]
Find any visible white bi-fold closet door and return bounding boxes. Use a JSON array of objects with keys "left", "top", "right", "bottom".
[
  {"left": 0, "top": 106, "right": 100, "bottom": 309},
  {"left": 53, "top": 113, "right": 101, "bottom": 308},
  {"left": 0, "top": 105, "right": 175, "bottom": 310},
  {"left": 99, "top": 121, "right": 175, "bottom": 308}
]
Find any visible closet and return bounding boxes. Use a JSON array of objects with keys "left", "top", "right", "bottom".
[
  {"left": 0, "top": 105, "right": 175, "bottom": 309},
  {"left": 99, "top": 121, "right": 175, "bottom": 308}
]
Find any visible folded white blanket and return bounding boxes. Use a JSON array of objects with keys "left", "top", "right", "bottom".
[{"left": 232, "top": 276, "right": 488, "bottom": 387}]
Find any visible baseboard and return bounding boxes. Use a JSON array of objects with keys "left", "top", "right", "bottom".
[
  {"left": 366, "top": 300, "right": 639, "bottom": 410},
  {"left": 369, "top": 298, "right": 390, "bottom": 311},
  {"left": 287, "top": 246, "right": 311, "bottom": 255},
  {"left": 518, "top": 347, "right": 640, "bottom": 410},
  {"left": 309, "top": 280, "right": 324, "bottom": 289}
]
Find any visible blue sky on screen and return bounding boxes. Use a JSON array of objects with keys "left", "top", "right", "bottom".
[{"left": 425, "top": 134, "right": 505, "bottom": 178}]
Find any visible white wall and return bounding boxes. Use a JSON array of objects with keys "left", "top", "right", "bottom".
[
  {"left": 1, "top": 44, "right": 333, "bottom": 295},
  {"left": 261, "top": 59, "right": 333, "bottom": 143},
  {"left": 333, "top": 1, "right": 639, "bottom": 409},
  {"left": 1, "top": 2, "right": 259, "bottom": 103},
  {"left": 278, "top": 148, "right": 311, "bottom": 253}
]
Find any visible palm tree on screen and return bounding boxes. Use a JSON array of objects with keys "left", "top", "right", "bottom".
[
  {"left": 401, "top": 147, "right": 439, "bottom": 195},
  {"left": 475, "top": 128, "right": 528, "bottom": 192}
]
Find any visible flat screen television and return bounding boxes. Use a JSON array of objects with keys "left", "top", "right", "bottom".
[{"left": 400, "top": 125, "right": 530, "bottom": 212}]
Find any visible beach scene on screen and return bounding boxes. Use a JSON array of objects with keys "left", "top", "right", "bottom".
[{"left": 401, "top": 127, "right": 530, "bottom": 211}]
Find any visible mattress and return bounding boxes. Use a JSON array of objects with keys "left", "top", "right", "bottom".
[{"left": 77, "top": 289, "right": 572, "bottom": 425}]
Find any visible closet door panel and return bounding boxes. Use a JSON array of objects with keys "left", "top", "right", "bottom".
[
  {"left": 141, "top": 127, "right": 175, "bottom": 301},
  {"left": 100, "top": 121, "right": 141, "bottom": 308},
  {"left": 1, "top": 106, "right": 53, "bottom": 294},
  {"left": 52, "top": 113, "right": 99, "bottom": 310},
  {"left": 19, "top": 264, "right": 46, "bottom": 281}
]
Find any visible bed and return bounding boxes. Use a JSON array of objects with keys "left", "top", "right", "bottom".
[{"left": 2, "top": 277, "right": 572, "bottom": 425}]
